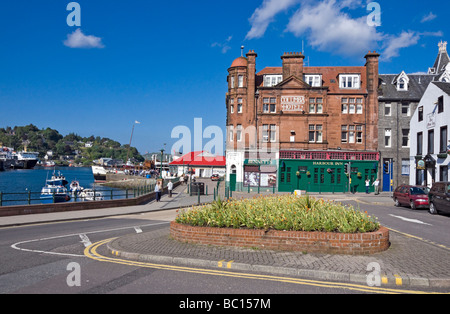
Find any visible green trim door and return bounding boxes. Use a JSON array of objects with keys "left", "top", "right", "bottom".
[{"left": 229, "top": 173, "right": 237, "bottom": 192}]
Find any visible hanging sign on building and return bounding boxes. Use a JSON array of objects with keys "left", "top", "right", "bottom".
[
  {"left": 281, "top": 96, "right": 305, "bottom": 112},
  {"left": 417, "top": 159, "right": 426, "bottom": 170}
]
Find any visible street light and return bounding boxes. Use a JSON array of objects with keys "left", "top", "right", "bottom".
[{"left": 160, "top": 143, "right": 166, "bottom": 179}]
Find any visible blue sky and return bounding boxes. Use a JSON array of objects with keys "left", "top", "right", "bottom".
[{"left": 0, "top": 0, "right": 448, "bottom": 155}]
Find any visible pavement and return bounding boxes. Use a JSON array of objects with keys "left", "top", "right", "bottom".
[{"left": 1, "top": 180, "right": 450, "bottom": 290}]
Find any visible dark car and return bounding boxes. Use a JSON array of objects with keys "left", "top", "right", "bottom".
[
  {"left": 393, "top": 185, "right": 430, "bottom": 210},
  {"left": 210, "top": 174, "right": 220, "bottom": 181},
  {"left": 428, "top": 182, "right": 450, "bottom": 215}
]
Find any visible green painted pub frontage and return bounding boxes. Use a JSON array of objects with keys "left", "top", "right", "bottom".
[{"left": 278, "top": 151, "right": 380, "bottom": 193}]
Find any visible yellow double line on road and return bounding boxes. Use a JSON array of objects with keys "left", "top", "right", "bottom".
[{"left": 84, "top": 238, "right": 445, "bottom": 294}]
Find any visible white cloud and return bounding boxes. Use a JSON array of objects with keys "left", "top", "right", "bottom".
[
  {"left": 211, "top": 36, "right": 233, "bottom": 54},
  {"left": 382, "top": 31, "right": 420, "bottom": 60},
  {"left": 245, "top": 0, "right": 300, "bottom": 40},
  {"left": 382, "top": 31, "right": 442, "bottom": 61},
  {"left": 421, "top": 12, "right": 437, "bottom": 23},
  {"left": 285, "top": 0, "right": 382, "bottom": 56},
  {"left": 64, "top": 29, "right": 105, "bottom": 49},
  {"left": 246, "top": 0, "right": 443, "bottom": 60}
]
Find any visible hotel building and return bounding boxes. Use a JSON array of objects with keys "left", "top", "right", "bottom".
[{"left": 226, "top": 50, "right": 380, "bottom": 193}]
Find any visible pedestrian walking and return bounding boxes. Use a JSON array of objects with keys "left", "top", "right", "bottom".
[
  {"left": 373, "top": 179, "right": 380, "bottom": 195},
  {"left": 365, "top": 179, "right": 370, "bottom": 194},
  {"left": 168, "top": 180, "right": 173, "bottom": 198},
  {"left": 180, "top": 175, "right": 184, "bottom": 185},
  {"left": 155, "top": 182, "right": 161, "bottom": 202}
]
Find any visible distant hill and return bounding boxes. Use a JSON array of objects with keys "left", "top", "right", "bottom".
[{"left": 0, "top": 124, "right": 144, "bottom": 166}]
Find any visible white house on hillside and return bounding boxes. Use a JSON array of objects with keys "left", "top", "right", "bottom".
[{"left": 410, "top": 81, "right": 450, "bottom": 186}]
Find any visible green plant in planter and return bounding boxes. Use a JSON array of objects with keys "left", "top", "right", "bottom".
[{"left": 176, "top": 194, "right": 380, "bottom": 233}]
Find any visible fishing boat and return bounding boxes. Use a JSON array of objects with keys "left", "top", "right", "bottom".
[{"left": 40, "top": 171, "right": 71, "bottom": 204}]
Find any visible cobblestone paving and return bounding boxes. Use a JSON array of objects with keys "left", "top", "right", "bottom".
[{"left": 110, "top": 225, "right": 450, "bottom": 285}]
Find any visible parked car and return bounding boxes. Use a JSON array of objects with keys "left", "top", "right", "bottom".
[
  {"left": 393, "top": 185, "right": 430, "bottom": 210},
  {"left": 210, "top": 174, "right": 220, "bottom": 181},
  {"left": 428, "top": 182, "right": 450, "bottom": 215}
]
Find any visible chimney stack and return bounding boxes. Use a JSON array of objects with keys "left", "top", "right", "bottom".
[{"left": 281, "top": 52, "right": 305, "bottom": 79}]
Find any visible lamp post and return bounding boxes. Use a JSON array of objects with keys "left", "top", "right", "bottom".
[{"left": 160, "top": 148, "right": 164, "bottom": 179}]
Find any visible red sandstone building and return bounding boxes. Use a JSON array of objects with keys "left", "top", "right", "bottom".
[{"left": 226, "top": 50, "right": 380, "bottom": 193}]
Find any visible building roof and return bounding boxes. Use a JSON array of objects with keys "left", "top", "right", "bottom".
[
  {"left": 378, "top": 74, "right": 435, "bottom": 100},
  {"left": 230, "top": 57, "right": 248, "bottom": 68},
  {"left": 256, "top": 66, "right": 368, "bottom": 94},
  {"left": 170, "top": 151, "right": 226, "bottom": 167},
  {"left": 257, "top": 67, "right": 283, "bottom": 75},
  {"left": 429, "top": 41, "right": 450, "bottom": 75},
  {"left": 433, "top": 81, "right": 450, "bottom": 96}
]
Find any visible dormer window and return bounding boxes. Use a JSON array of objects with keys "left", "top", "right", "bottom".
[
  {"left": 304, "top": 75, "right": 322, "bottom": 87},
  {"left": 339, "top": 74, "right": 360, "bottom": 89},
  {"left": 264, "top": 75, "right": 283, "bottom": 87},
  {"left": 395, "top": 71, "right": 409, "bottom": 91}
]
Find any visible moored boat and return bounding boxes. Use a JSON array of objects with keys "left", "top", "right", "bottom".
[
  {"left": 79, "top": 189, "right": 104, "bottom": 201},
  {"left": 92, "top": 166, "right": 107, "bottom": 182},
  {"left": 69, "top": 180, "right": 84, "bottom": 196},
  {"left": 40, "top": 171, "right": 71, "bottom": 204}
]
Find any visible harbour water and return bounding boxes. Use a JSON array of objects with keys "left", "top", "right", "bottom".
[{"left": 0, "top": 167, "right": 123, "bottom": 206}]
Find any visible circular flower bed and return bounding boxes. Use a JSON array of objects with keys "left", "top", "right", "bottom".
[{"left": 175, "top": 194, "right": 380, "bottom": 234}]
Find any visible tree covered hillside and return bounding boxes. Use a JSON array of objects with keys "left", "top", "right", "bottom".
[{"left": 0, "top": 124, "right": 144, "bottom": 165}]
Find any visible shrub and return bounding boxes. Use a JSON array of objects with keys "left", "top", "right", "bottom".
[{"left": 175, "top": 194, "right": 380, "bottom": 233}]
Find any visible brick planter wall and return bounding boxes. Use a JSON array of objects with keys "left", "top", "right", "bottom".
[{"left": 170, "top": 222, "right": 390, "bottom": 255}]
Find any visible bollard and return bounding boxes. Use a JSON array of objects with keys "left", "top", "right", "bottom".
[
  {"left": 213, "top": 188, "right": 216, "bottom": 201},
  {"left": 198, "top": 189, "right": 200, "bottom": 204}
]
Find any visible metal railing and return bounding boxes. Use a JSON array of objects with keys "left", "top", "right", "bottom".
[{"left": 0, "top": 178, "right": 180, "bottom": 207}]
